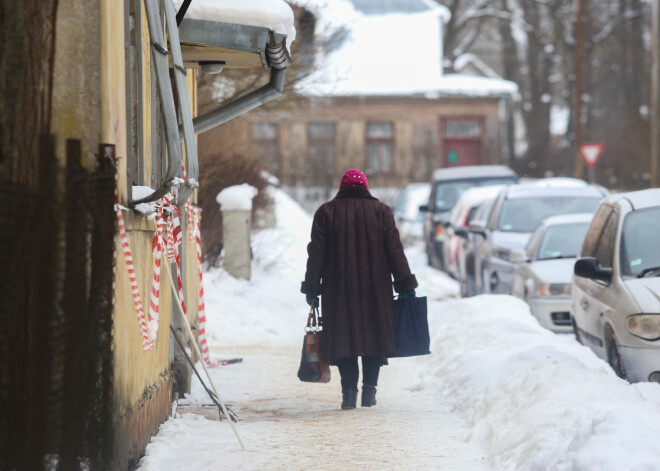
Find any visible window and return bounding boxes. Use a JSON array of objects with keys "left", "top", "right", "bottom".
[
  {"left": 497, "top": 197, "right": 601, "bottom": 233},
  {"left": 126, "top": 0, "right": 167, "bottom": 190},
  {"left": 536, "top": 223, "right": 590, "bottom": 260},
  {"left": 581, "top": 205, "right": 612, "bottom": 257},
  {"left": 307, "top": 123, "right": 336, "bottom": 187},
  {"left": 620, "top": 207, "right": 660, "bottom": 277},
  {"left": 251, "top": 123, "right": 280, "bottom": 177},
  {"left": 593, "top": 212, "right": 619, "bottom": 268},
  {"left": 444, "top": 120, "right": 482, "bottom": 138},
  {"left": 366, "top": 122, "right": 394, "bottom": 173}
]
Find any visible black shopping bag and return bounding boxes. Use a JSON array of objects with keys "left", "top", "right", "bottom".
[{"left": 390, "top": 295, "right": 430, "bottom": 357}]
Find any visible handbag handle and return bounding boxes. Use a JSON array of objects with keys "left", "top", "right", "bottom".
[{"left": 305, "top": 304, "right": 323, "bottom": 332}]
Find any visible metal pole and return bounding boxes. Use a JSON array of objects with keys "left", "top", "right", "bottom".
[
  {"left": 575, "top": 0, "right": 584, "bottom": 180},
  {"left": 652, "top": 0, "right": 660, "bottom": 187},
  {"left": 164, "top": 262, "right": 246, "bottom": 450}
]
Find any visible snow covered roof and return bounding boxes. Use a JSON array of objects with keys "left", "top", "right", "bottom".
[
  {"left": 174, "top": 0, "right": 296, "bottom": 44},
  {"left": 453, "top": 53, "right": 503, "bottom": 80},
  {"left": 350, "top": 0, "right": 450, "bottom": 20},
  {"left": 295, "top": 5, "right": 516, "bottom": 98}
]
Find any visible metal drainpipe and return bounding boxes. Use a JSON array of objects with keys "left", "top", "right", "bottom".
[{"left": 188, "top": 39, "right": 289, "bottom": 136}]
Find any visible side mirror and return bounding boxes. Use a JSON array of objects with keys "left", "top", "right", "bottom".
[
  {"left": 508, "top": 248, "right": 529, "bottom": 264},
  {"left": 574, "top": 257, "right": 612, "bottom": 283},
  {"left": 419, "top": 204, "right": 429, "bottom": 213},
  {"left": 454, "top": 227, "right": 469, "bottom": 239},
  {"left": 468, "top": 221, "right": 487, "bottom": 238}
]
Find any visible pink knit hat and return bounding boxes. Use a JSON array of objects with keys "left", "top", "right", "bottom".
[{"left": 339, "top": 168, "right": 369, "bottom": 189}]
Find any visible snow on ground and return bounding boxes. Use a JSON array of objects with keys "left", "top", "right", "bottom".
[{"left": 138, "top": 188, "right": 660, "bottom": 471}]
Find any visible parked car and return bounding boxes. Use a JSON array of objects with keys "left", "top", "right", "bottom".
[
  {"left": 447, "top": 185, "right": 504, "bottom": 296},
  {"left": 469, "top": 184, "right": 607, "bottom": 295},
  {"left": 392, "top": 182, "right": 431, "bottom": 246},
  {"left": 572, "top": 188, "right": 660, "bottom": 383},
  {"left": 510, "top": 213, "right": 593, "bottom": 332},
  {"left": 420, "top": 165, "right": 518, "bottom": 271}
]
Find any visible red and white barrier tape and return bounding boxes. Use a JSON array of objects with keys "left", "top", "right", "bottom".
[
  {"left": 147, "top": 206, "right": 164, "bottom": 343},
  {"left": 116, "top": 189, "right": 212, "bottom": 364},
  {"left": 192, "top": 205, "right": 212, "bottom": 366},
  {"left": 115, "top": 195, "right": 156, "bottom": 351}
]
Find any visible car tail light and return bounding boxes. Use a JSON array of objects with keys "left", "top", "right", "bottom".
[
  {"left": 626, "top": 314, "right": 660, "bottom": 341},
  {"left": 435, "top": 224, "right": 444, "bottom": 238}
]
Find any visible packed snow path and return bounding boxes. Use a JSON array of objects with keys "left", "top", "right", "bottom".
[{"left": 148, "top": 344, "right": 489, "bottom": 470}]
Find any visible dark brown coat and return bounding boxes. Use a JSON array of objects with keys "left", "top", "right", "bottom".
[{"left": 300, "top": 186, "right": 418, "bottom": 363}]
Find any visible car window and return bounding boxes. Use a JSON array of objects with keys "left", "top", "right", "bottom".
[
  {"left": 526, "top": 227, "right": 544, "bottom": 259},
  {"left": 536, "top": 222, "right": 589, "bottom": 260},
  {"left": 581, "top": 204, "right": 612, "bottom": 257},
  {"left": 496, "top": 197, "right": 600, "bottom": 232},
  {"left": 620, "top": 206, "right": 660, "bottom": 277},
  {"left": 472, "top": 199, "right": 494, "bottom": 226},
  {"left": 434, "top": 181, "right": 474, "bottom": 211},
  {"left": 466, "top": 206, "right": 478, "bottom": 224},
  {"left": 593, "top": 211, "right": 619, "bottom": 268},
  {"left": 433, "top": 177, "right": 516, "bottom": 212}
]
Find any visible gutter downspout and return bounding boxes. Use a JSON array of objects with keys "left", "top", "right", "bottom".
[{"left": 188, "top": 38, "right": 289, "bottom": 136}]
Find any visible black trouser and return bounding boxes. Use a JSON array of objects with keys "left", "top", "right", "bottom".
[{"left": 335, "top": 356, "right": 381, "bottom": 392}]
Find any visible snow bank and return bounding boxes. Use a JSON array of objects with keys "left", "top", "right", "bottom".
[
  {"left": 204, "top": 189, "right": 313, "bottom": 346},
  {"left": 422, "top": 295, "right": 660, "bottom": 470}
]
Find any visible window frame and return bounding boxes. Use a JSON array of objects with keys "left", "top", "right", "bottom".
[
  {"left": 365, "top": 121, "right": 395, "bottom": 174},
  {"left": 306, "top": 122, "right": 336, "bottom": 187},
  {"left": 251, "top": 122, "right": 281, "bottom": 179}
]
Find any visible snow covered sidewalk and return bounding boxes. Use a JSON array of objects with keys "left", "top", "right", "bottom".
[
  {"left": 138, "top": 342, "right": 490, "bottom": 470},
  {"left": 137, "top": 190, "right": 660, "bottom": 471}
]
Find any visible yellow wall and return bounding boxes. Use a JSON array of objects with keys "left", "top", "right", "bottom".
[
  {"left": 98, "top": 0, "right": 199, "bottom": 416},
  {"left": 51, "top": 0, "right": 102, "bottom": 166}
]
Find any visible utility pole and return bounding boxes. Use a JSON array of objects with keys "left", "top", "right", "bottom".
[
  {"left": 575, "top": 0, "right": 584, "bottom": 180},
  {"left": 652, "top": 0, "right": 660, "bottom": 187}
]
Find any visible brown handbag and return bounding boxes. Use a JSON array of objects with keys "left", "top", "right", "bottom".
[{"left": 297, "top": 305, "right": 331, "bottom": 383}]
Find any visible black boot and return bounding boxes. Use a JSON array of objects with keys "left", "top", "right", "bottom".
[
  {"left": 341, "top": 389, "right": 358, "bottom": 409},
  {"left": 361, "top": 386, "right": 377, "bottom": 407}
]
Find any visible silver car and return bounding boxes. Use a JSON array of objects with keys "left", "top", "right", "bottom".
[
  {"left": 470, "top": 183, "right": 607, "bottom": 295},
  {"left": 572, "top": 188, "right": 660, "bottom": 383},
  {"left": 448, "top": 185, "right": 504, "bottom": 296},
  {"left": 511, "top": 213, "right": 593, "bottom": 332},
  {"left": 393, "top": 182, "right": 431, "bottom": 246}
]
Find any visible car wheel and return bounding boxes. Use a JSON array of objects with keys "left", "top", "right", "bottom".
[
  {"left": 571, "top": 316, "right": 582, "bottom": 344},
  {"left": 605, "top": 329, "right": 628, "bottom": 380}
]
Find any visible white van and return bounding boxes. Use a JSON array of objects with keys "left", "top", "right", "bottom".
[{"left": 572, "top": 188, "right": 660, "bottom": 383}]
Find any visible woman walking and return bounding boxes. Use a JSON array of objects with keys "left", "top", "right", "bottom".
[{"left": 301, "top": 169, "right": 418, "bottom": 409}]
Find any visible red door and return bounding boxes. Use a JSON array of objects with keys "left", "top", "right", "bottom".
[
  {"left": 442, "top": 139, "right": 483, "bottom": 166},
  {"left": 439, "top": 117, "right": 485, "bottom": 167}
]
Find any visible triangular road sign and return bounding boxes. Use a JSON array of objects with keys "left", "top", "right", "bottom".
[{"left": 579, "top": 142, "right": 605, "bottom": 168}]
